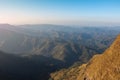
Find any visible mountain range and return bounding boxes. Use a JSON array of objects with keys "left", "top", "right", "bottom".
[
  {"left": 0, "top": 24, "right": 119, "bottom": 66},
  {"left": 0, "top": 24, "right": 120, "bottom": 80},
  {"left": 50, "top": 34, "right": 120, "bottom": 80}
]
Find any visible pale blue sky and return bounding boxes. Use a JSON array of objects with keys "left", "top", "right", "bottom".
[{"left": 0, "top": 0, "right": 120, "bottom": 26}]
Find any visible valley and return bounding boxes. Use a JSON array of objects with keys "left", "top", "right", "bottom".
[{"left": 0, "top": 24, "right": 120, "bottom": 80}]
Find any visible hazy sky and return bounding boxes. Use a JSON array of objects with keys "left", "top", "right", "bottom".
[{"left": 0, "top": 0, "right": 120, "bottom": 26}]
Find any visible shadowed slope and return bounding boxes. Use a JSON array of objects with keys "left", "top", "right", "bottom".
[{"left": 0, "top": 51, "right": 66, "bottom": 80}]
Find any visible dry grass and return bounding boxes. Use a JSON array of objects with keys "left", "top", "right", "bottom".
[{"left": 50, "top": 35, "right": 120, "bottom": 80}]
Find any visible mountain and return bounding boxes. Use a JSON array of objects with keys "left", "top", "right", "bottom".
[
  {"left": 0, "top": 24, "right": 120, "bottom": 80},
  {"left": 50, "top": 35, "right": 120, "bottom": 80},
  {"left": 0, "top": 24, "right": 119, "bottom": 67},
  {"left": 0, "top": 51, "right": 66, "bottom": 80}
]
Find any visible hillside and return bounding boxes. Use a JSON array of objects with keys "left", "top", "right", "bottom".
[
  {"left": 50, "top": 35, "right": 120, "bottom": 80},
  {"left": 0, "top": 24, "right": 119, "bottom": 66},
  {"left": 0, "top": 51, "right": 66, "bottom": 80}
]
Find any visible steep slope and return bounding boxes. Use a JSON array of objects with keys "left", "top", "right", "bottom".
[{"left": 50, "top": 35, "right": 120, "bottom": 80}]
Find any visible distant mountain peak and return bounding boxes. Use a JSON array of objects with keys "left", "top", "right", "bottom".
[{"left": 0, "top": 23, "right": 12, "bottom": 26}]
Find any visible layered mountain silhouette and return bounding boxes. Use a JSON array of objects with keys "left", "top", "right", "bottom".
[
  {"left": 0, "top": 24, "right": 119, "bottom": 66},
  {"left": 50, "top": 35, "right": 120, "bottom": 80},
  {"left": 0, "top": 24, "right": 120, "bottom": 80}
]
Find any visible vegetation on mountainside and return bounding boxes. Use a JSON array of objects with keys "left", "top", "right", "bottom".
[{"left": 50, "top": 35, "right": 120, "bottom": 80}]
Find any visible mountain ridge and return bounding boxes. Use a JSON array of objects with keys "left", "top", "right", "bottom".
[{"left": 50, "top": 34, "right": 120, "bottom": 80}]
